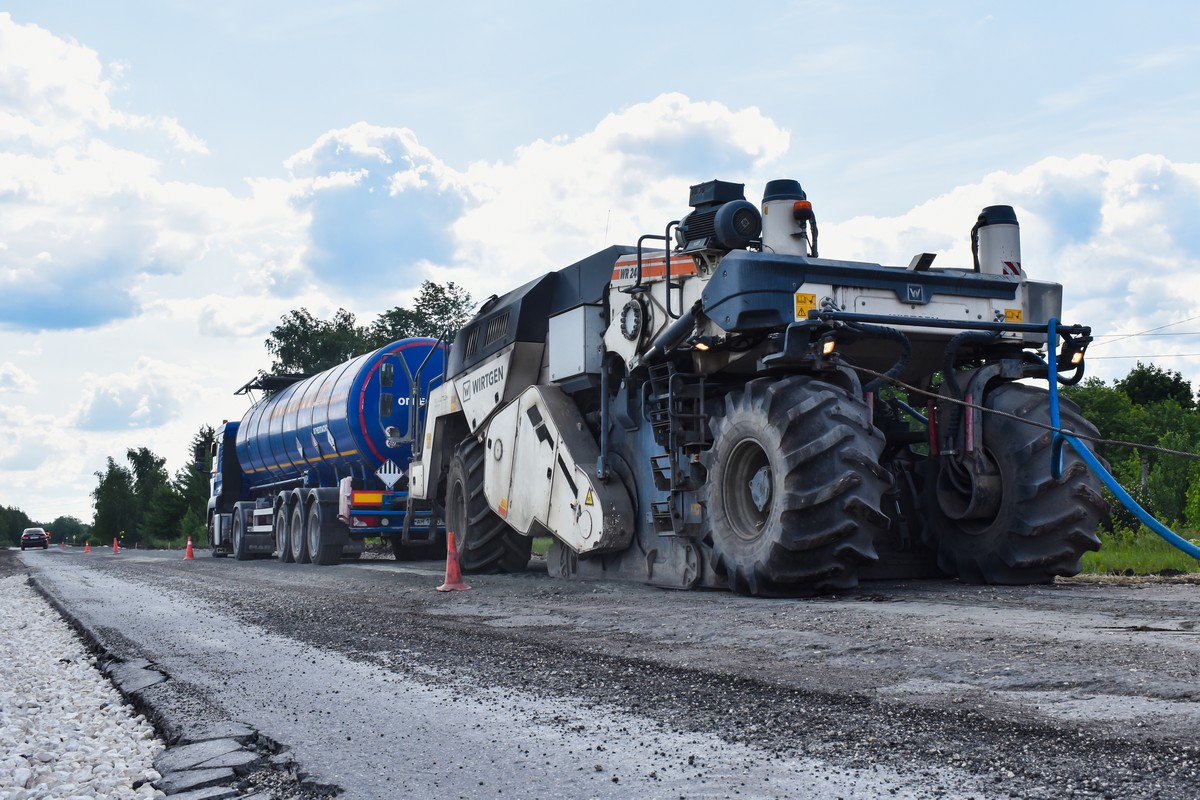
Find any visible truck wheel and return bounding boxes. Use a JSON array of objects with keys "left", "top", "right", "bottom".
[
  {"left": 232, "top": 510, "right": 251, "bottom": 561},
  {"left": 290, "top": 503, "right": 311, "bottom": 564},
  {"left": 701, "top": 376, "right": 888, "bottom": 596},
  {"left": 275, "top": 506, "right": 294, "bottom": 563},
  {"left": 306, "top": 503, "right": 344, "bottom": 566},
  {"left": 923, "top": 382, "right": 1105, "bottom": 583},
  {"left": 446, "top": 437, "right": 532, "bottom": 573}
]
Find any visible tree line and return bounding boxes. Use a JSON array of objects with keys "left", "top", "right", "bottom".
[
  {"left": 265, "top": 281, "right": 473, "bottom": 375},
  {"left": 88, "top": 433, "right": 214, "bottom": 548},
  {"left": 1061, "top": 361, "right": 1200, "bottom": 531},
  {"left": 0, "top": 506, "right": 89, "bottom": 547}
]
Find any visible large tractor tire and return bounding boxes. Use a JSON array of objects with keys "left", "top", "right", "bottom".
[
  {"left": 446, "top": 437, "right": 532, "bottom": 573},
  {"left": 923, "top": 382, "right": 1105, "bottom": 584},
  {"left": 701, "top": 376, "right": 890, "bottom": 596}
]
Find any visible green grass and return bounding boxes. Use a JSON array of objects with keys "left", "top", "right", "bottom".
[{"left": 1081, "top": 527, "right": 1200, "bottom": 575}]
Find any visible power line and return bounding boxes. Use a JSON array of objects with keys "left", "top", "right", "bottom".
[
  {"left": 1093, "top": 332, "right": 1200, "bottom": 338},
  {"left": 1089, "top": 315, "right": 1200, "bottom": 349},
  {"left": 1088, "top": 353, "right": 1200, "bottom": 360}
]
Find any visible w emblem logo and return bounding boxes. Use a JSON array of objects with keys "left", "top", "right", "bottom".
[{"left": 906, "top": 284, "right": 928, "bottom": 304}]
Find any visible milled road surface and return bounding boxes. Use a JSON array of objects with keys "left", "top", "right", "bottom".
[{"left": 17, "top": 546, "right": 1200, "bottom": 799}]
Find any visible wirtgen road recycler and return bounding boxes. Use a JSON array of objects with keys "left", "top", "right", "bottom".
[{"left": 407, "top": 179, "right": 1106, "bottom": 596}]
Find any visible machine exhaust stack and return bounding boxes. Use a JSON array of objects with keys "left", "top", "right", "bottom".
[
  {"left": 759, "top": 179, "right": 812, "bottom": 257},
  {"left": 972, "top": 205, "right": 1023, "bottom": 278}
]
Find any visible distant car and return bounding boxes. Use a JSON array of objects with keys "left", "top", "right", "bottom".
[{"left": 20, "top": 527, "right": 49, "bottom": 550}]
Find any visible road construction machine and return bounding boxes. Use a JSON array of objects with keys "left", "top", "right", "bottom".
[{"left": 407, "top": 179, "right": 1106, "bottom": 595}]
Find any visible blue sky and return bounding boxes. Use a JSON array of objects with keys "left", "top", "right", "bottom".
[{"left": 1, "top": 2, "right": 1199, "bottom": 523}]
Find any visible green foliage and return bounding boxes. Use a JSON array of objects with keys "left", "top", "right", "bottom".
[
  {"left": 126, "top": 446, "right": 170, "bottom": 543},
  {"left": 46, "top": 515, "right": 89, "bottom": 545},
  {"left": 177, "top": 426, "right": 215, "bottom": 535},
  {"left": 1, "top": 508, "right": 87, "bottom": 546},
  {"left": 264, "top": 281, "right": 474, "bottom": 375},
  {"left": 1081, "top": 525, "right": 1200, "bottom": 575},
  {"left": 1186, "top": 473, "right": 1200, "bottom": 530},
  {"left": 0, "top": 504, "right": 38, "bottom": 547},
  {"left": 1062, "top": 369, "right": 1200, "bottom": 530},
  {"left": 90, "top": 426, "right": 214, "bottom": 549},
  {"left": 91, "top": 456, "right": 138, "bottom": 544},
  {"left": 1060, "top": 378, "right": 1150, "bottom": 464},
  {"left": 266, "top": 307, "right": 374, "bottom": 375},
  {"left": 1115, "top": 361, "right": 1195, "bottom": 410},
  {"left": 1148, "top": 431, "right": 1199, "bottom": 525},
  {"left": 368, "top": 281, "right": 474, "bottom": 344},
  {"left": 140, "top": 482, "right": 187, "bottom": 545},
  {"left": 179, "top": 506, "right": 207, "bottom": 543}
]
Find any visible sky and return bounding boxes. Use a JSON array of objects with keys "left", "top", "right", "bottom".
[{"left": 2, "top": 2, "right": 1199, "bottom": 524}]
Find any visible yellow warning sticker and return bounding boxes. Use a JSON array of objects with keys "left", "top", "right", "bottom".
[
  {"left": 585, "top": 490, "right": 594, "bottom": 506},
  {"left": 1004, "top": 308, "right": 1023, "bottom": 322},
  {"left": 794, "top": 292, "right": 817, "bottom": 320}
]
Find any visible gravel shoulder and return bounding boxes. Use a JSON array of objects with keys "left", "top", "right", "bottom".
[
  {"left": 16, "top": 546, "right": 1200, "bottom": 799},
  {"left": 0, "top": 549, "right": 165, "bottom": 799}
]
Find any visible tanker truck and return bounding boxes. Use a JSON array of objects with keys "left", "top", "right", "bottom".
[
  {"left": 406, "top": 178, "right": 1107, "bottom": 596},
  {"left": 201, "top": 337, "right": 446, "bottom": 564}
]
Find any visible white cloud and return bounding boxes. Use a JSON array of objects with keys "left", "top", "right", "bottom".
[
  {"left": 0, "top": 362, "right": 36, "bottom": 393},
  {"left": 0, "top": 14, "right": 206, "bottom": 151},
  {"left": 72, "top": 359, "right": 191, "bottom": 431},
  {"left": 0, "top": 15, "right": 284, "bottom": 332},
  {"left": 0, "top": 437, "right": 48, "bottom": 471},
  {"left": 449, "top": 93, "right": 790, "bottom": 295},
  {"left": 281, "top": 122, "right": 469, "bottom": 291}
]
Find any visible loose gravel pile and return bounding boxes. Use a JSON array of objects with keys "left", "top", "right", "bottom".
[{"left": 0, "top": 574, "right": 166, "bottom": 799}]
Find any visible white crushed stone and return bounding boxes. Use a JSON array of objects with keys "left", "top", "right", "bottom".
[{"left": 0, "top": 575, "right": 166, "bottom": 800}]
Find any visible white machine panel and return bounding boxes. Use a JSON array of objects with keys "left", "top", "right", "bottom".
[
  {"left": 483, "top": 385, "right": 632, "bottom": 555},
  {"left": 548, "top": 305, "right": 604, "bottom": 382}
]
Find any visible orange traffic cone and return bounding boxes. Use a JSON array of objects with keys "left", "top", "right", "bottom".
[
  {"left": 84, "top": 541, "right": 91, "bottom": 553},
  {"left": 184, "top": 537, "right": 195, "bottom": 560},
  {"left": 436, "top": 531, "right": 470, "bottom": 592},
  {"left": 112, "top": 537, "right": 119, "bottom": 555}
]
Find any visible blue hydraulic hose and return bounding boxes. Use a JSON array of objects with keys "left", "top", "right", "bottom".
[{"left": 1046, "top": 317, "right": 1200, "bottom": 560}]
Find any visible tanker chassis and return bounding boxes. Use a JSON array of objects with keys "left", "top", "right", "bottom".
[
  {"left": 408, "top": 178, "right": 1107, "bottom": 596},
  {"left": 202, "top": 338, "right": 446, "bottom": 564}
]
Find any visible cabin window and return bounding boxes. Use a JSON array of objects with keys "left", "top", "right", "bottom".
[
  {"left": 381, "top": 361, "right": 394, "bottom": 388},
  {"left": 380, "top": 393, "right": 394, "bottom": 418}
]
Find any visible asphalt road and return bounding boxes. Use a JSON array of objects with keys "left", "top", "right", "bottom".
[{"left": 17, "top": 546, "right": 1200, "bottom": 799}]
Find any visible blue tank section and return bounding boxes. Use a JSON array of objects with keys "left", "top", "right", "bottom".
[{"left": 235, "top": 338, "right": 445, "bottom": 491}]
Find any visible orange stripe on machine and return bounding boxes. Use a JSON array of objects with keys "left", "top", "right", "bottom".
[{"left": 611, "top": 254, "right": 696, "bottom": 284}]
